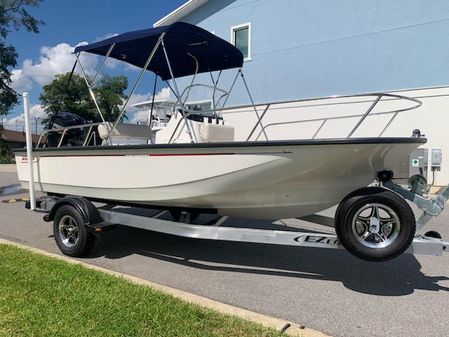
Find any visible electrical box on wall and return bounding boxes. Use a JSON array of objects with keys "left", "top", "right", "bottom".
[
  {"left": 409, "top": 148, "right": 428, "bottom": 178},
  {"left": 431, "top": 149, "right": 443, "bottom": 171}
]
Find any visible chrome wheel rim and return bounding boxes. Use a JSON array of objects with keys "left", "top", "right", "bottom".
[
  {"left": 351, "top": 203, "right": 400, "bottom": 249},
  {"left": 58, "top": 215, "right": 79, "bottom": 248}
]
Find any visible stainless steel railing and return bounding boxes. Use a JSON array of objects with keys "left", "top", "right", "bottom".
[
  {"left": 225, "top": 93, "right": 422, "bottom": 141},
  {"left": 36, "top": 122, "right": 103, "bottom": 148},
  {"left": 36, "top": 92, "right": 423, "bottom": 148}
]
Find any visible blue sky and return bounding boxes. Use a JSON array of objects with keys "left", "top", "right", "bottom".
[{"left": 5, "top": 0, "right": 185, "bottom": 130}]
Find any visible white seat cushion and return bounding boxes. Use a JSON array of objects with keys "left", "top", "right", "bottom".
[
  {"left": 98, "top": 123, "right": 152, "bottom": 140},
  {"left": 199, "top": 123, "right": 234, "bottom": 142}
]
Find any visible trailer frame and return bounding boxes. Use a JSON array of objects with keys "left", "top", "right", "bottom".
[{"left": 29, "top": 193, "right": 448, "bottom": 258}]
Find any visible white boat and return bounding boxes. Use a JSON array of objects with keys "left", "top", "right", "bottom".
[
  {"left": 131, "top": 99, "right": 175, "bottom": 130},
  {"left": 16, "top": 138, "right": 423, "bottom": 219},
  {"left": 14, "top": 22, "right": 438, "bottom": 261}
]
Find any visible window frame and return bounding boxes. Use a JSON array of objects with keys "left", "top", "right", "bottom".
[{"left": 230, "top": 22, "right": 251, "bottom": 62}]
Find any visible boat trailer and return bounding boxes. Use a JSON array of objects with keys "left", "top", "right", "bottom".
[{"left": 28, "top": 176, "right": 449, "bottom": 260}]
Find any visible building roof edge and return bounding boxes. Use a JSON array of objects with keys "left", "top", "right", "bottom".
[{"left": 153, "top": 0, "right": 208, "bottom": 27}]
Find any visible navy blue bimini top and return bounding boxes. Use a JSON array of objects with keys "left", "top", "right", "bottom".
[{"left": 74, "top": 22, "right": 244, "bottom": 80}]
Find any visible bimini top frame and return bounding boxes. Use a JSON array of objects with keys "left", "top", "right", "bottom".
[{"left": 73, "top": 22, "right": 256, "bottom": 143}]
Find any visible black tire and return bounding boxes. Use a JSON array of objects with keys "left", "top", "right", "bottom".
[
  {"left": 53, "top": 205, "right": 95, "bottom": 257},
  {"left": 335, "top": 187, "right": 415, "bottom": 262}
]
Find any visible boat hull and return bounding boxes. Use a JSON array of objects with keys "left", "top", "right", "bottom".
[{"left": 14, "top": 138, "right": 425, "bottom": 219}]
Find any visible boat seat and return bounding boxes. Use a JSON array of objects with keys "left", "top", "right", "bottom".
[
  {"left": 98, "top": 123, "right": 152, "bottom": 143},
  {"left": 155, "top": 113, "right": 234, "bottom": 144}
]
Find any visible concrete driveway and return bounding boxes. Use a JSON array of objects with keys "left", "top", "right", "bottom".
[{"left": 1, "top": 168, "right": 449, "bottom": 337}]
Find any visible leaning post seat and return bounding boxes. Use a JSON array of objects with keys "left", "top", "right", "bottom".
[{"left": 155, "top": 112, "right": 235, "bottom": 144}]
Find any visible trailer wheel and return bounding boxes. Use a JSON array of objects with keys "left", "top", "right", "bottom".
[
  {"left": 53, "top": 205, "right": 95, "bottom": 257},
  {"left": 335, "top": 187, "right": 415, "bottom": 262}
]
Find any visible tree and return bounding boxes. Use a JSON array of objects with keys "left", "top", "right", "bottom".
[
  {"left": 0, "top": 1, "right": 43, "bottom": 163},
  {"left": 40, "top": 73, "right": 129, "bottom": 127},
  {"left": 0, "top": 133, "right": 13, "bottom": 163},
  {"left": 0, "top": 0, "right": 44, "bottom": 116},
  {"left": 95, "top": 75, "right": 128, "bottom": 122},
  {"left": 40, "top": 73, "right": 96, "bottom": 125}
]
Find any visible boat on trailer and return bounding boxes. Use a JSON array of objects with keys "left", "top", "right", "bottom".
[{"left": 14, "top": 22, "right": 449, "bottom": 261}]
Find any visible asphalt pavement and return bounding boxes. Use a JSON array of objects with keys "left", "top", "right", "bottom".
[{"left": 1, "top": 169, "right": 449, "bottom": 337}]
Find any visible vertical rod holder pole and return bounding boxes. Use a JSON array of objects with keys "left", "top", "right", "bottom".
[{"left": 23, "top": 92, "right": 36, "bottom": 210}]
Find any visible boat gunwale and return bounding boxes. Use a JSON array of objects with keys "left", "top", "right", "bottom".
[{"left": 13, "top": 137, "right": 427, "bottom": 155}]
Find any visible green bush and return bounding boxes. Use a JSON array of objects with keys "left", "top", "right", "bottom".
[{"left": 0, "top": 138, "right": 14, "bottom": 164}]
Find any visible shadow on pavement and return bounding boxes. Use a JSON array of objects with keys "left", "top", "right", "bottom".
[
  {"left": 86, "top": 224, "right": 449, "bottom": 296},
  {"left": 0, "top": 184, "right": 26, "bottom": 198}
]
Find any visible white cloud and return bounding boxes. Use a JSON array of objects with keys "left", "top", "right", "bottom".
[
  {"left": 128, "top": 87, "right": 171, "bottom": 124},
  {"left": 95, "top": 32, "right": 119, "bottom": 42},
  {"left": 124, "top": 63, "right": 141, "bottom": 72},
  {"left": 2, "top": 104, "right": 46, "bottom": 133},
  {"left": 11, "top": 42, "right": 98, "bottom": 93}
]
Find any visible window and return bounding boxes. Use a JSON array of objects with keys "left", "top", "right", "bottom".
[{"left": 231, "top": 23, "right": 251, "bottom": 61}]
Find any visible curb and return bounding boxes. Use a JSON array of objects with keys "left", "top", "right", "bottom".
[{"left": 0, "top": 238, "right": 331, "bottom": 337}]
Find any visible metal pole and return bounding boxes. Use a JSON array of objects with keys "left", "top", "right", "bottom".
[
  {"left": 76, "top": 54, "right": 108, "bottom": 125},
  {"left": 110, "top": 34, "right": 165, "bottom": 133},
  {"left": 23, "top": 92, "right": 36, "bottom": 210},
  {"left": 161, "top": 38, "right": 197, "bottom": 143},
  {"left": 91, "top": 43, "right": 115, "bottom": 86},
  {"left": 379, "top": 111, "right": 399, "bottom": 137},
  {"left": 33, "top": 116, "right": 40, "bottom": 134},
  {"left": 246, "top": 104, "right": 271, "bottom": 141},
  {"left": 220, "top": 69, "right": 240, "bottom": 110},
  {"left": 347, "top": 94, "right": 382, "bottom": 138},
  {"left": 240, "top": 71, "right": 269, "bottom": 141},
  {"left": 148, "top": 75, "right": 158, "bottom": 127},
  {"left": 182, "top": 53, "right": 199, "bottom": 106},
  {"left": 210, "top": 70, "right": 222, "bottom": 118}
]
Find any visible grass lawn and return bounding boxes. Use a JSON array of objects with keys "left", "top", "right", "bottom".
[{"left": 0, "top": 244, "right": 282, "bottom": 337}]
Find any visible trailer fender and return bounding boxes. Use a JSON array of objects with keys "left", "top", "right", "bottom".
[{"left": 43, "top": 196, "right": 103, "bottom": 226}]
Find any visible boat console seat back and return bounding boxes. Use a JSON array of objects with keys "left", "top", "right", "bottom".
[
  {"left": 155, "top": 113, "right": 234, "bottom": 144},
  {"left": 98, "top": 122, "right": 153, "bottom": 144}
]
